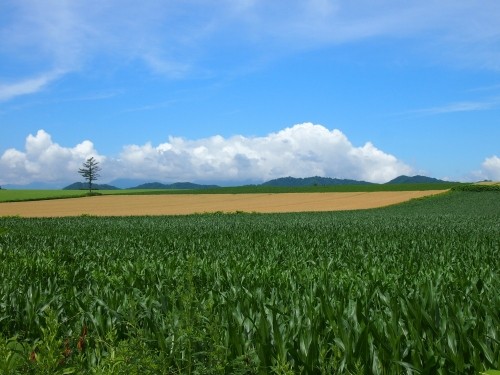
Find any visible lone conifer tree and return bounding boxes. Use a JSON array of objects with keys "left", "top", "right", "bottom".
[{"left": 78, "top": 157, "right": 101, "bottom": 193}]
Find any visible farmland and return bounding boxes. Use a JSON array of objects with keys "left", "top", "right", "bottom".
[
  {"left": 0, "top": 182, "right": 460, "bottom": 203},
  {"left": 0, "top": 190, "right": 499, "bottom": 374},
  {"left": 0, "top": 191, "right": 446, "bottom": 217}
]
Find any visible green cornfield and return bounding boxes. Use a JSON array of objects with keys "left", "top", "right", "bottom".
[{"left": 0, "top": 191, "right": 499, "bottom": 374}]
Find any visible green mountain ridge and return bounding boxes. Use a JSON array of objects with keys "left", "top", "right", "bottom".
[
  {"left": 261, "top": 176, "right": 374, "bottom": 187},
  {"left": 62, "top": 175, "right": 456, "bottom": 190},
  {"left": 386, "top": 175, "right": 450, "bottom": 184},
  {"left": 128, "top": 182, "right": 220, "bottom": 190},
  {"left": 62, "top": 182, "right": 121, "bottom": 190}
]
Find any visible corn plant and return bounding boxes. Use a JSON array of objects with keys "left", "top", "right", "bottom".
[{"left": 0, "top": 190, "right": 498, "bottom": 373}]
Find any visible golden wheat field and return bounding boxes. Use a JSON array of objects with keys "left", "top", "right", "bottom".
[{"left": 0, "top": 191, "right": 446, "bottom": 217}]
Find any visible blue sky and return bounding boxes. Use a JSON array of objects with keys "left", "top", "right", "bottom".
[{"left": 1, "top": 1, "right": 499, "bottom": 187}]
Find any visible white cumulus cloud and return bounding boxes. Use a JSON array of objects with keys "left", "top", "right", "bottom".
[
  {"left": 0, "top": 129, "right": 103, "bottom": 185},
  {"left": 112, "top": 123, "right": 412, "bottom": 184},
  {"left": 0, "top": 124, "right": 413, "bottom": 185},
  {"left": 477, "top": 155, "right": 500, "bottom": 181}
]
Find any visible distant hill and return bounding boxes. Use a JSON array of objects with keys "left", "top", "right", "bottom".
[
  {"left": 261, "top": 176, "right": 374, "bottom": 187},
  {"left": 63, "top": 182, "right": 120, "bottom": 190},
  {"left": 129, "top": 182, "right": 220, "bottom": 190},
  {"left": 107, "top": 178, "right": 152, "bottom": 189},
  {"left": 54, "top": 175, "right": 460, "bottom": 191},
  {"left": 386, "top": 175, "right": 450, "bottom": 184},
  {"left": 3, "top": 181, "right": 67, "bottom": 189}
]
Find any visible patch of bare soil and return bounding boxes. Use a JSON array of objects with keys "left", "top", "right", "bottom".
[{"left": 0, "top": 191, "right": 446, "bottom": 217}]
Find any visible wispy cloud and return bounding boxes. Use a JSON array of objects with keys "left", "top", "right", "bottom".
[
  {"left": 218, "top": 1, "right": 500, "bottom": 63},
  {"left": 411, "top": 99, "right": 500, "bottom": 116},
  {"left": 396, "top": 97, "right": 500, "bottom": 117},
  {"left": 121, "top": 99, "right": 178, "bottom": 114},
  {"left": 467, "top": 84, "right": 500, "bottom": 93},
  {"left": 0, "top": 70, "right": 63, "bottom": 101},
  {"left": 2, "top": 1, "right": 500, "bottom": 102},
  {"left": 58, "top": 91, "right": 122, "bottom": 103}
]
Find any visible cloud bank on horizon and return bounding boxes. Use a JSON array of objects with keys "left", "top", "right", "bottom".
[
  {"left": 1, "top": 123, "right": 498, "bottom": 186},
  {"left": 0, "top": 124, "right": 410, "bottom": 185}
]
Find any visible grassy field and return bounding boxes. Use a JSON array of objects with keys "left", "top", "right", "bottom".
[
  {"left": 0, "top": 183, "right": 460, "bottom": 203},
  {"left": 0, "top": 189, "right": 167, "bottom": 203},
  {"left": 0, "top": 190, "right": 498, "bottom": 373},
  {"left": 0, "top": 190, "right": 88, "bottom": 203}
]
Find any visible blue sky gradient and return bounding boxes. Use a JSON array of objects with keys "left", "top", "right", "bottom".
[{"left": 1, "top": 1, "right": 499, "bottom": 186}]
